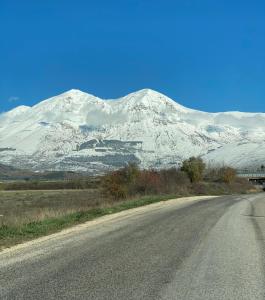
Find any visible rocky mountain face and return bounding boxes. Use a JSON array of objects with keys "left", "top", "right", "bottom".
[{"left": 0, "top": 89, "right": 264, "bottom": 173}]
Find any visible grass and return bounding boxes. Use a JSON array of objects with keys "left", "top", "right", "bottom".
[
  {"left": 0, "top": 177, "right": 256, "bottom": 250},
  {"left": 0, "top": 194, "right": 176, "bottom": 250},
  {"left": 0, "top": 189, "right": 103, "bottom": 226},
  {"left": 0, "top": 177, "right": 100, "bottom": 190}
]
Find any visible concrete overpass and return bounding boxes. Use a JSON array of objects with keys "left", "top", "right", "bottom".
[{"left": 237, "top": 171, "right": 265, "bottom": 185}]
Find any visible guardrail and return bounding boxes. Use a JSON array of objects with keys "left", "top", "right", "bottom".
[{"left": 237, "top": 173, "right": 265, "bottom": 178}]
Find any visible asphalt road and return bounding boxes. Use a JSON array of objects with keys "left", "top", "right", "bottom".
[{"left": 1, "top": 194, "right": 265, "bottom": 300}]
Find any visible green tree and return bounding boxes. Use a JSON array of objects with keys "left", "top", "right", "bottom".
[{"left": 181, "top": 157, "right": 206, "bottom": 182}]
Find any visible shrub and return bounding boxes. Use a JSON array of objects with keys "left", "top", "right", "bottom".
[
  {"left": 101, "top": 159, "right": 254, "bottom": 200},
  {"left": 218, "top": 167, "right": 237, "bottom": 184},
  {"left": 135, "top": 170, "right": 162, "bottom": 195},
  {"left": 160, "top": 168, "right": 190, "bottom": 193},
  {"left": 181, "top": 157, "right": 206, "bottom": 182},
  {"left": 102, "top": 165, "right": 191, "bottom": 199},
  {"left": 101, "top": 163, "right": 140, "bottom": 199}
]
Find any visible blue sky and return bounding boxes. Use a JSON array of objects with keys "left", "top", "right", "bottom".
[{"left": 0, "top": 0, "right": 264, "bottom": 112}]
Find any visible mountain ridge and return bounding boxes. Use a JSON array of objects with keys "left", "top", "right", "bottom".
[{"left": 0, "top": 88, "right": 264, "bottom": 173}]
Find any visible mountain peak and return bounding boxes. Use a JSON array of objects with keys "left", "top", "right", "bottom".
[
  {"left": 64, "top": 88, "right": 85, "bottom": 94},
  {"left": 33, "top": 89, "right": 101, "bottom": 110},
  {"left": 6, "top": 105, "right": 30, "bottom": 116},
  {"left": 62, "top": 89, "right": 92, "bottom": 97},
  {"left": 120, "top": 88, "right": 189, "bottom": 112},
  {"left": 131, "top": 88, "right": 165, "bottom": 97}
]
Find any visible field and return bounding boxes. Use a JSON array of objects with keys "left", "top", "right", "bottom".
[
  {"left": 0, "top": 189, "right": 103, "bottom": 227},
  {"left": 0, "top": 188, "right": 177, "bottom": 249},
  {"left": 0, "top": 166, "right": 256, "bottom": 250}
]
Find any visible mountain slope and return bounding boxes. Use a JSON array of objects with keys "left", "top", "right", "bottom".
[{"left": 0, "top": 89, "right": 264, "bottom": 172}]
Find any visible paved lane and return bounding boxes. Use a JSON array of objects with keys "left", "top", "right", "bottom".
[{"left": 0, "top": 194, "right": 264, "bottom": 299}]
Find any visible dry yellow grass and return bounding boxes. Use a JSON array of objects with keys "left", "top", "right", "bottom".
[{"left": 0, "top": 189, "right": 104, "bottom": 227}]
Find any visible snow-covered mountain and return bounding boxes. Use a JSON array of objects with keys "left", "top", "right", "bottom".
[{"left": 0, "top": 88, "right": 264, "bottom": 173}]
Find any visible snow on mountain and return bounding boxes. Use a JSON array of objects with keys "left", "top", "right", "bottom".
[{"left": 0, "top": 88, "right": 264, "bottom": 173}]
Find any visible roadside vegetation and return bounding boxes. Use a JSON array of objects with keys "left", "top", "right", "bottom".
[
  {"left": 0, "top": 194, "right": 175, "bottom": 249},
  {"left": 102, "top": 158, "right": 253, "bottom": 200},
  {"left": 0, "top": 157, "right": 255, "bottom": 249}
]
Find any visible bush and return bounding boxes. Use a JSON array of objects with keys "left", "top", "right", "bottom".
[
  {"left": 160, "top": 169, "right": 190, "bottom": 193},
  {"left": 102, "top": 164, "right": 192, "bottom": 199},
  {"left": 101, "top": 163, "right": 140, "bottom": 199},
  {"left": 218, "top": 167, "right": 237, "bottom": 184},
  {"left": 135, "top": 170, "right": 162, "bottom": 195},
  {"left": 181, "top": 157, "right": 206, "bottom": 182},
  {"left": 101, "top": 159, "right": 254, "bottom": 200}
]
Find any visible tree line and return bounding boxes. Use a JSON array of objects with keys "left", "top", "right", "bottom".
[{"left": 102, "top": 157, "right": 247, "bottom": 200}]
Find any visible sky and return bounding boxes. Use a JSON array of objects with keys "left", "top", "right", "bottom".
[{"left": 0, "top": 0, "right": 264, "bottom": 113}]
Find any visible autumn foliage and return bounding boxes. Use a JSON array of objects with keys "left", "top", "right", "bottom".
[
  {"left": 218, "top": 167, "right": 237, "bottom": 184},
  {"left": 102, "top": 163, "right": 190, "bottom": 199},
  {"left": 101, "top": 158, "right": 250, "bottom": 200}
]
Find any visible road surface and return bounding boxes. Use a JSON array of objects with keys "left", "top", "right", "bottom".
[{"left": 1, "top": 194, "right": 265, "bottom": 299}]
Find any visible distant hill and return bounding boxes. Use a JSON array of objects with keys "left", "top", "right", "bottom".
[
  {"left": 0, "top": 163, "right": 32, "bottom": 180},
  {"left": 0, "top": 163, "right": 80, "bottom": 181}
]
